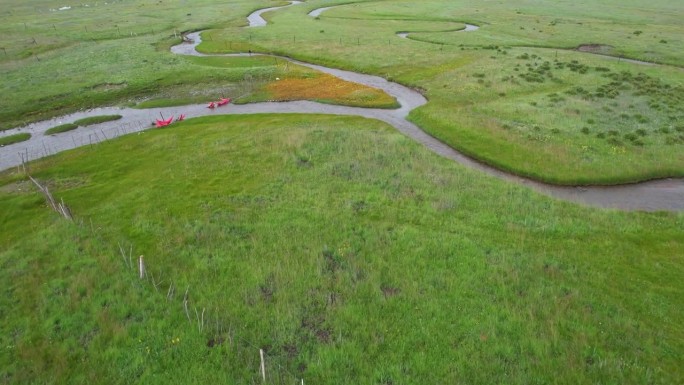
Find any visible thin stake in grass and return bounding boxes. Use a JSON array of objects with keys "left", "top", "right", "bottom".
[
  {"left": 23, "top": 148, "right": 29, "bottom": 171},
  {"left": 138, "top": 255, "right": 145, "bottom": 279},
  {"left": 118, "top": 242, "right": 133, "bottom": 269},
  {"left": 150, "top": 270, "right": 163, "bottom": 292},
  {"left": 166, "top": 283, "right": 174, "bottom": 301},
  {"left": 201, "top": 308, "right": 205, "bottom": 332},
  {"left": 260, "top": 349, "right": 266, "bottom": 383},
  {"left": 183, "top": 286, "right": 191, "bottom": 322},
  {"left": 194, "top": 307, "right": 201, "bottom": 332}
]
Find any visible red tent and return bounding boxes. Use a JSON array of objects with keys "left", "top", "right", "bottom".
[
  {"left": 217, "top": 98, "right": 231, "bottom": 106},
  {"left": 155, "top": 116, "right": 174, "bottom": 128}
]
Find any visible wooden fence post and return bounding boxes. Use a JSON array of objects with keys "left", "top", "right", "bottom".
[
  {"left": 260, "top": 349, "right": 266, "bottom": 383},
  {"left": 138, "top": 255, "right": 145, "bottom": 279}
]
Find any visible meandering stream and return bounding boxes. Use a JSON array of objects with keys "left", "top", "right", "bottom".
[{"left": 1, "top": 1, "right": 682, "bottom": 211}]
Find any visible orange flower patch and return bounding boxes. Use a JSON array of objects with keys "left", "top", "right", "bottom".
[{"left": 264, "top": 74, "right": 398, "bottom": 108}]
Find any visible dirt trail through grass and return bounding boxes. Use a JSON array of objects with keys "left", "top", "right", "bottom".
[{"left": 1, "top": 2, "right": 683, "bottom": 211}]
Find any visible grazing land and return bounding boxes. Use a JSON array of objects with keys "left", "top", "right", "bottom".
[
  {"left": 202, "top": 0, "right": 684, "bottom": 184},
  {"left": 0, "top": 0, "right": 683, "bottom": 384},
  {"left": 2, "top": 115, "right": 683, "bottom": 384},
  {"left": 0, "top": 0, "right": 390, "bottom": 130}
]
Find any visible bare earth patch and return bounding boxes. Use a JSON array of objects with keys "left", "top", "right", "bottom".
[
  {"left": 577, "top": 44, "right": 614, "bottom": 54},
  {"left": 91, "top": 82, "right": 128, "bottom": 92}
]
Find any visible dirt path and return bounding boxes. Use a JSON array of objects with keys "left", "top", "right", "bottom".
[{"left": 1, "top": 3, "right": 683, "bottom": 211}]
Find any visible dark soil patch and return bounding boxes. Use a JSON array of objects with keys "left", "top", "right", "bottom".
[
  {"left": 206, "top": 336, "right": 225, "bottom": 348},
  {"left": 283, "top": 343, "right": 299, "bottom": 358},
  {"left": 381, "top": 285, "right": 400, "bottom": 298},
  {"left": 91, "top": 82, "right": 128, "bottom": 92},
  {"left": 577, "top": 44, "right": 614, "bottom": 54}
]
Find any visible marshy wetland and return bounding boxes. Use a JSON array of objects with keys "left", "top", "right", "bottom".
[{"left": 1, "top": 1, "right": 683, "bottom": 384}]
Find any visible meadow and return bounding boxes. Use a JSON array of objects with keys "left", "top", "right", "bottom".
[
  {"left": 1, "top": 0, "right": 683, "bottom": 384},
  {"left": 2, "top": 115, "right": 683, "bottom": 384},
  {"left": 2, "top": 0, "right": 682, "bottom": 183},
  {"left": 0, "top": 0, "right": 391, "bottom": 130},
  {"left": 198, "top": 0, "right": 684, "bottom": 184}
]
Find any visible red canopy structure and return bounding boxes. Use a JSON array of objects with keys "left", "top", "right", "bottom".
[
  {"left": 217, "top": 98, "right": 231, "bottom": 106},
  {"left": 155, "top": 116, "right": 174, "bottom": 128}
]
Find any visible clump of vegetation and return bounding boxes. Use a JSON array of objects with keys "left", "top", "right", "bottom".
[
  {"left": 566, "top": 60, "right": 589, "bottom": 73},
  {"left": 0, "top": 132, "right": 31, "bottom": 146},
  {"left": 547, "top": 93, "right": 565, "bottom": 103},
  {"left": 45, "top": 123, "right": 79, "bottom": 135},
  {"left": 518, "top": 62, "right": 553, "bottom": 83},
  {"left": 634, "top": 114, "right": 649, "bottom": 124},
  {"left": 73, "top": 115, "right": 122, "bottom": 127}
]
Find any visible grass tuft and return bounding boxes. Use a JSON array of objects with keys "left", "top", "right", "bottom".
[
  {"left": 0, "top": 133, "right": 31, "bottom": 146},
  {"left": 73, "top": 115, "right": 122, "bottom": 127},
  {"left": 45, "top": 123, "right": 78, "bottom": 135}
]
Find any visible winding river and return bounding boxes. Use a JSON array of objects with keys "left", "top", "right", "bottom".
[{"left": 1, "top": 1, "right": 682, "bottom": 211}]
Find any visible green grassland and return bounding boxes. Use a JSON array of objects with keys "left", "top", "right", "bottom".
[
  {"left": 0, "top": 0, "right": 389, "bottom": 130},
  {"left": 1, "top": 0, "right": 684, "bottom": 384},
  {"left": 0, "top": 0, "right": 273, "bottom": 130},
  {"left": 196, "top": 0, "right": 684, "bottom": 184},
  {"left": 325, "top": 0, "right": 684, "bottom": 65},
  {"left": 1, "top": 115, "right": 683, "bottom": 384},
  {"left": 2, "top": 0, "right": 682, "bottom": 183}
]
